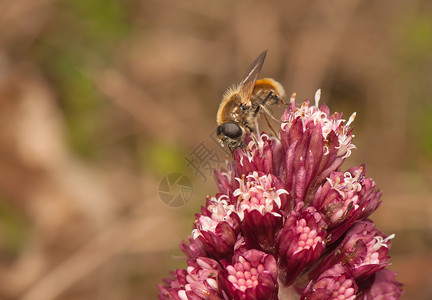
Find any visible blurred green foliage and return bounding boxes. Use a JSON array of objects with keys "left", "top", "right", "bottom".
[
  {"left": 139, "top": 142, "right": 188, "bottom": 176},
  {"left": 397, "top": 13, "right": 432, "bottom": 157},
  {"left": 420, "top": 104, "right": 432, "bottom": 156},
  {"left": 402, "top": 16, "right": 432, "bottom": 58},
  {"left": 62, "top": 0, "right": 131, "bottom": 46},
  {"left": 0, "top": 198, "right": 29, "bottom": 259},
  {"left": 33, "top": 0, "right": 191, "bottom": 174},
  {"left": 35, "top": 0, "right": 131, "bottom": 159}
]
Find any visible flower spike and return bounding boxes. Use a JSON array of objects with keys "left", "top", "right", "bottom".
[{"left": 159, "top": 91, "right": 402, "bottom": 300}]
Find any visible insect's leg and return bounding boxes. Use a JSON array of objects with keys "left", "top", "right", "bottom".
[
  {"left": 271, "top": 92, "right": 296, "bottom": 125},
  {"left": 229, "top": 146, "right": 235, "bottom": 157},
  {"left": 254, "top": 121, "right": 266, "bottom": 157},
  {"left": 253, "top": 91, "right": 285, "bottom": 123},
  {"left": 280, "top": 94, "right": 289, "bottom": 105},
  {"left": 244, "top": 122, "right": 265, "bottom": 157},
  {"left": 260, "top": 104, "right": 282, "bottom": 123},
  {"left": 284, "top": 92, "right": 296, "bottom": 106},
  {"left": 263, "top": 113, "right": 280, "bottom": 140},
  {"left": 261, "top": 90, "right": 285, "bottom": 107},
  {"left": 250, "top": 134, "right": 265, "bottom": 158},
  {"left": 245, "top": 143, "right": 252, "bottom": 157},
  {"left": 253, "top": 120, "right": 261, "bottom": 141},
  {"left": 252, "top": 91, "right": 273, "bottom": 118},
  {"left": 278, "top": 93, "right": 296, "bottom": 124}
]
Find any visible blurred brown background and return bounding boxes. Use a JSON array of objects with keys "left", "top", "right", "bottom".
[{"left": 0, "top": 0, "right": 431, "bottom": 299}]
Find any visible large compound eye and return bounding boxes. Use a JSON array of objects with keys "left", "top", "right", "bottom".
[{"left": 217, "top": 123, "right": 242, "bottom": 139}]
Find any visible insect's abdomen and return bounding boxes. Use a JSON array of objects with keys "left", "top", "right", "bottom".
[{"left": 252, "top": 78, "right": 285, "bottom": 106}]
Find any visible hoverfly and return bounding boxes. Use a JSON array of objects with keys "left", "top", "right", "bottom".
[{"left": 216, "top": 50, "right": 285, "bottom": 152}]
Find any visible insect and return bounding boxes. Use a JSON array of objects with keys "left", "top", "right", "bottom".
[{"left": 216, "top": 50, "right": 286, "bottom": 152}]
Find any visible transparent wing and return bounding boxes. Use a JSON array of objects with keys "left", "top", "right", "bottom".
[{"left": 238, "top": 50, "right": 267, "bottom": 104}]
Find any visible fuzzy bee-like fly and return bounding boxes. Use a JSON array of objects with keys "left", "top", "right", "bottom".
[{"left": 216, "top": 50, "right": 285, "bottom": 152}]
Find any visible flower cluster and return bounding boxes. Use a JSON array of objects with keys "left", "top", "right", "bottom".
[{"left": 159, "top": 91, "right": 402, "bottom": 299}]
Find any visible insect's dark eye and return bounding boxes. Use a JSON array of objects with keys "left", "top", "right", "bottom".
[{"left": 218, "top": 123, "right": 242, "bottom": 139}]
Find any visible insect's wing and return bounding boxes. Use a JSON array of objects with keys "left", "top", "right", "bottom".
[{"left": 238, "top": 50, "right": 267, "bottom": 104}]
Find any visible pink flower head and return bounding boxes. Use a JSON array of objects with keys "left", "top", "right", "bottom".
[
  {"left": 279, "top": 91, "right": 356, "bottom": 207},
  {"left": 214, "top": 162, "right": 238, "bottom": 196},
  {"left": 277, "top": 204, "right": 327, "bottom": 286},
  {"left": 234, "top": 133, "right": 281, "bottom": 177},
  {"left": 191, "top": 195, "right": 242, "bottom": 259},
  {"left": 160, "top": 91, "right": 402, "bottom": 299},
  {"left": 312, "top": 166, "right": 382, "bottom": 243},
  {"left": 305, "top": 220, "right": 398, "bottom": 298},
  {"left": 219, "top": 249, "right": 279, "bottom": 300},
  {"left": 159, "top": 257, "right": 223, "bottom": 300},
  {"left": 234, "top": 171, "right": 288, "bottom": 253},
  {"left": 234, "top": 171, "right": 288, "bottom": 215},
  {"left": 338, "top": 221, "right": 394, "bottom": 281},
  {"left": 359, "top": 268, "right": 404, "bottom": 300},
  {"left": 301, "top": 263, "right": 358, "bottom": 300}
]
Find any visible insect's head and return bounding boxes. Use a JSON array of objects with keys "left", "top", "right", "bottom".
[{"left": 217, "top": 122, "right": 245, "bottom": 151}]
